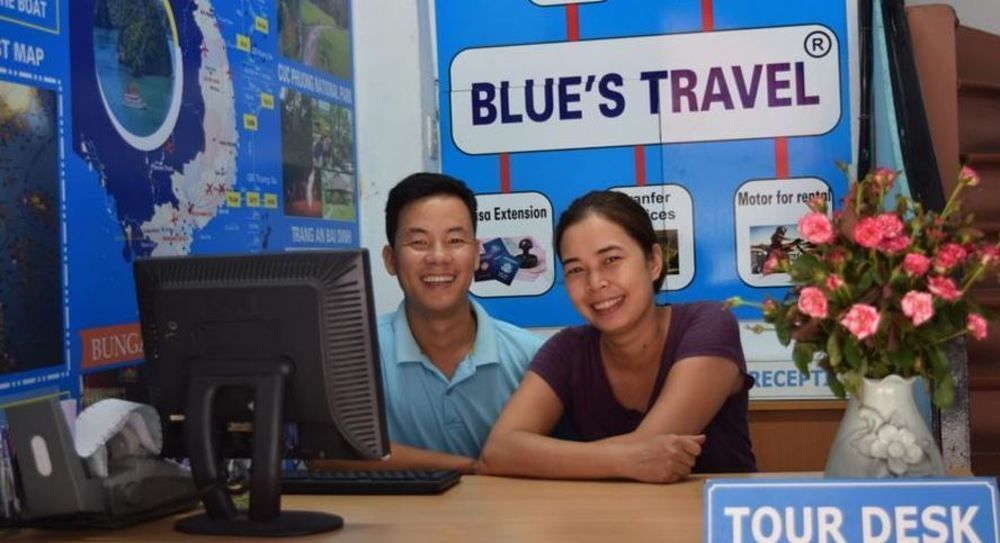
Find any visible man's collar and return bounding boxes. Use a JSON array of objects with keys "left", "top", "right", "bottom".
[
  {"left": 392, "top": 304, "right": 424, "bottom": 363},
  {"left": 393, "top": 298, "right": 499, "bottom": 368}
]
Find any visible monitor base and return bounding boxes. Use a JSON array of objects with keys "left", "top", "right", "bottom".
[{"left": 175, "top": 510, "right": 343, "bottom": 537}]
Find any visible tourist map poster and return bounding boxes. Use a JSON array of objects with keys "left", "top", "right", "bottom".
[
  {"left": 0, "top": 0, "right": 358, "bottom": 399},
  {"left": 436, "top": 0, "right": 855, "bottom": 330}
]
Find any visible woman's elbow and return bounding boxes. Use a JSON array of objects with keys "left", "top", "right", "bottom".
[
  {"left": 478, "top": 432, "right": 514, "bottom": 475},
  {"left": 478, "top": 438, "right": 501, "bottom": 474}
]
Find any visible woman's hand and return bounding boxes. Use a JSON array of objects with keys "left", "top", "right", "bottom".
[{"left": 618, "top": 434, "right": 706, "bottom": 483}]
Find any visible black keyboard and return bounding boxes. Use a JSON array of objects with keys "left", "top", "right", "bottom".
[{"left": 280, "top": 469, "right": 462, "bottom": 495}]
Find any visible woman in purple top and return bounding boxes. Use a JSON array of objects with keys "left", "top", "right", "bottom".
[{"left": 481, "top": 191, "right": 756, "bottom": 483}]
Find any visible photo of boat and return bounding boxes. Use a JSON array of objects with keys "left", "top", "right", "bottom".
[
  {"left": 121, "top": 82, "right": 147, "bottom": 109},
  {"left": 92, "top": 0, "right": 176, "bottom": 138}
]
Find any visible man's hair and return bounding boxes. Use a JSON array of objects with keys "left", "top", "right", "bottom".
[
  {"left": 555, "top": 190, "right": 667, "bottom": 292},
  {"left": 385, "top": 173, "right": 478, "bottom": 247}
]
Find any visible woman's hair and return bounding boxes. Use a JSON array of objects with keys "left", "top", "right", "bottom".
[{"left": 555, "top": 190, "right": 667, "bottom": 291}]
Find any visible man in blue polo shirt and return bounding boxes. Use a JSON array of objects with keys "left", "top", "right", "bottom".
[{"left": 320, "top": 172, "right": 543, "bottom": 472}]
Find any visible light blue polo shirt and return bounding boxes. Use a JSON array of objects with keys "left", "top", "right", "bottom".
[{"left": 377, "top": 299, "right": 544, "bottom": 458}]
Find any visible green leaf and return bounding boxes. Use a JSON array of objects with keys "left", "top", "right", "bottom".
[
  {"left": 895, "top": 194, "right": 909, "bottom": 215},
  {"left": 826, "top": 369, "right": 846, "bottom": 399},
  {"left": 890, "top": 345, "right": 915, "bottom": 374},
  {"left": 787, "top": 270, "right": 806, "bottom": 283},
  {"left": 857, "top": 267, "right": 877, "bottom": 292},
  {"left": 793, "top": 252, "right": 821, "bottom": 275},
  {"left": 775, "top": 322, "right": 791, "bottom": 346},
  {"left": 928, "top": 346, "right": 949, "bottom": 381},
  {"left": 826, "top": 331, "right": 842, "bottom": 369},
  {"left": 793, "top": 342, "right": 815, "bottom": 375},
  {"left": 843, "top": 337, "right": 862, "bottom": 370},
  {"left": 841, "top": 370, "right": 863, "bottom": 398},
  {"left": 933, "top": 373, "right": 955, "bottom": 409}
]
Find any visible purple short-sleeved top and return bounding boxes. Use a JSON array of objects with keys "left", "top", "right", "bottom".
[{"left": 529, "top": 301, "right": 757, "bottom": 473}]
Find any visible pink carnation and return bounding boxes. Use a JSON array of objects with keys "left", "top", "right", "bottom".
[
  {"left": 873, "top": 167, "right": 897, "bottom": 190},
  {"left": 853, "top": 217, "right": 883, "bottom": 249},
  {"left": 934, "top": 243, "right": 967, "bottom": 273},
  {"left": 797, "top": 287, "right": 828, "bottom": 318},
  {"left": 979, "top": 246, "right": 1000, "bottom": 267},
  {"left": 901, "top": 291, "right": 934, "bottom": 327},
  {"left": 828, "top": 247, "right": 847, "bottom": 267},
  {"left": 875, "top": 213, "right": 904, "bottom": 239},
  {"left": 927, "top": 276, "right": 961, "bottom": 302},
  {"left": 878, "top": 235, "right": 910, "bottom": 255},
  {"left": 968, "top": 313, "right": 988, "bottom": 340},
  {"left": 961, "top": 166, "right": 980, "bottom": 187},
  {"left": 902, "top": 253, "right": 930, "bottom": 277},
  {"left": 798, "top": 212, "right": 834, "bottom": 244},
  {"left": 825, "top": 274, "right": 845, "bottom": 291},
  {"left": 840, "top": 304, "right": 881, "bottom": 340}
]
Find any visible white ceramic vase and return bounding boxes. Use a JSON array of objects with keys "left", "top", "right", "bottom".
[{"left": 825, "top": 375, "right": 945, "bottom": 478}]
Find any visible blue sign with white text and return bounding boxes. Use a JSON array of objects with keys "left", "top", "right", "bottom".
[
  {"left": 0, "top": 0, "right": 58, "bottom": 33},
  {"left": 704, "top": 478, "right": 1000, "bottom": 543},
  {"left": 436, "top": 0, "right": 855, "bottom": 327}
]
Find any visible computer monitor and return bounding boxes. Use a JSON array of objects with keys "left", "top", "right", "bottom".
[{"left": 133, "top": 250, "right": 389, "bottom": 537}]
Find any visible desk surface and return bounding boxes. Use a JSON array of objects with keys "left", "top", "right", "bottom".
[{"left": 6, "top": 474, "right": 788, "bottom": 542}]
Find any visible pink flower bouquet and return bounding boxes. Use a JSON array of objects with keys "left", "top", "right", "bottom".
[{"left": 729, "top": 166, "right": 997, "bottom": 407}]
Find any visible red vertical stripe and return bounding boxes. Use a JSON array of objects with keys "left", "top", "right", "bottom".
[
  {"left": 634, "top": 146, "right": 646, "bottom": 186},
  {"left": 499, "top": 153, "right": 511, "bottom": 193},
  {"left": 500, "top": 5, "right": 579, "bottom": 193},
  {"left": 701, "top": 0, "right": 714, "bottom": 31},
  {"left": 774, "top": 137, "right": 789, "bottom": 179},
  {"left": 566, "top": 5, "right": 580, "bottom": 41}
]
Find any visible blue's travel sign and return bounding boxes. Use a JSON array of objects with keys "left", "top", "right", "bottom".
[{"left": 704, "top": 478, "right": 999, "bottom": 543}]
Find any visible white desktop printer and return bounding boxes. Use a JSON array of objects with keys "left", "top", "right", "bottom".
[{"left": 5, "top": 397, "right": 197, "bottom": 528}]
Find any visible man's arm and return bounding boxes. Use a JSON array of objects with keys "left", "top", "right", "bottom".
[{"left": 309, "top": 442, "right": 478, "bottom": 473}]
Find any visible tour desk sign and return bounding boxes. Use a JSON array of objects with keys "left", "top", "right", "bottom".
[{"left": 704, "top": 478, "right": 999, "bottom": 542}]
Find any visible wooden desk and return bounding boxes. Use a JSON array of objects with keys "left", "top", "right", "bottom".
[{"left": 6, "top": 474, "right": 790, "bottom": 542}]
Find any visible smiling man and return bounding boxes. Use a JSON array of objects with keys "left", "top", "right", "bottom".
[{"left": 353, "top": 172, "right": 544, "bottom": 472}]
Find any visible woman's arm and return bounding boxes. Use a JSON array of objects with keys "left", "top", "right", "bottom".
[
  {"left": 598, "top": 355, "right": 743, "bottom": 446},
  {"left": 310, "top": 443, "right": 478, "bottom": 473},
  {"left": 479, "top": 372, "right": 704, "bottom": 483}
]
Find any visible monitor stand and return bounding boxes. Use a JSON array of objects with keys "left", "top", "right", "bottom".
[{"left": 176, "top": 359, "right": 342, "bottom": 537}]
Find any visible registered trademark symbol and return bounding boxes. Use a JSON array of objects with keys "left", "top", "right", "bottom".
[{"left": 804, "top": 30, "right": 832, "bottom": 58}]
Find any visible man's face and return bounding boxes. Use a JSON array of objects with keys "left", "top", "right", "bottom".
[{"left": 383, "top": 195, "right": 478, "bottom": 318}]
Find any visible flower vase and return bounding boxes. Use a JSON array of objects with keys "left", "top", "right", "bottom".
[{"left": 825, "top": 375, "right": 945, "bottom": 478}]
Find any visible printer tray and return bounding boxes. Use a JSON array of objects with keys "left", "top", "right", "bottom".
[{"left": 13, "top": 495, "right": 199, "bottom": 530}]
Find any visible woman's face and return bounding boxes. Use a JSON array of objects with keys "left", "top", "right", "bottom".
[{"left": 559, "top": 214, "right": 661, "bottom": 335}]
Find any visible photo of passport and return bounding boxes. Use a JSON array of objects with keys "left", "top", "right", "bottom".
[
  {"left": 482, "top": 237, "right": 508, "bottom": 258},
  {"left": 475, "top": 248, "right": 521, "bottom": 285},
  {"left": 492, "top": 253, "right": 520, "bottom": 285},
  {"left": 475, "top": 254, "right": 495, "bottom": 282}
]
